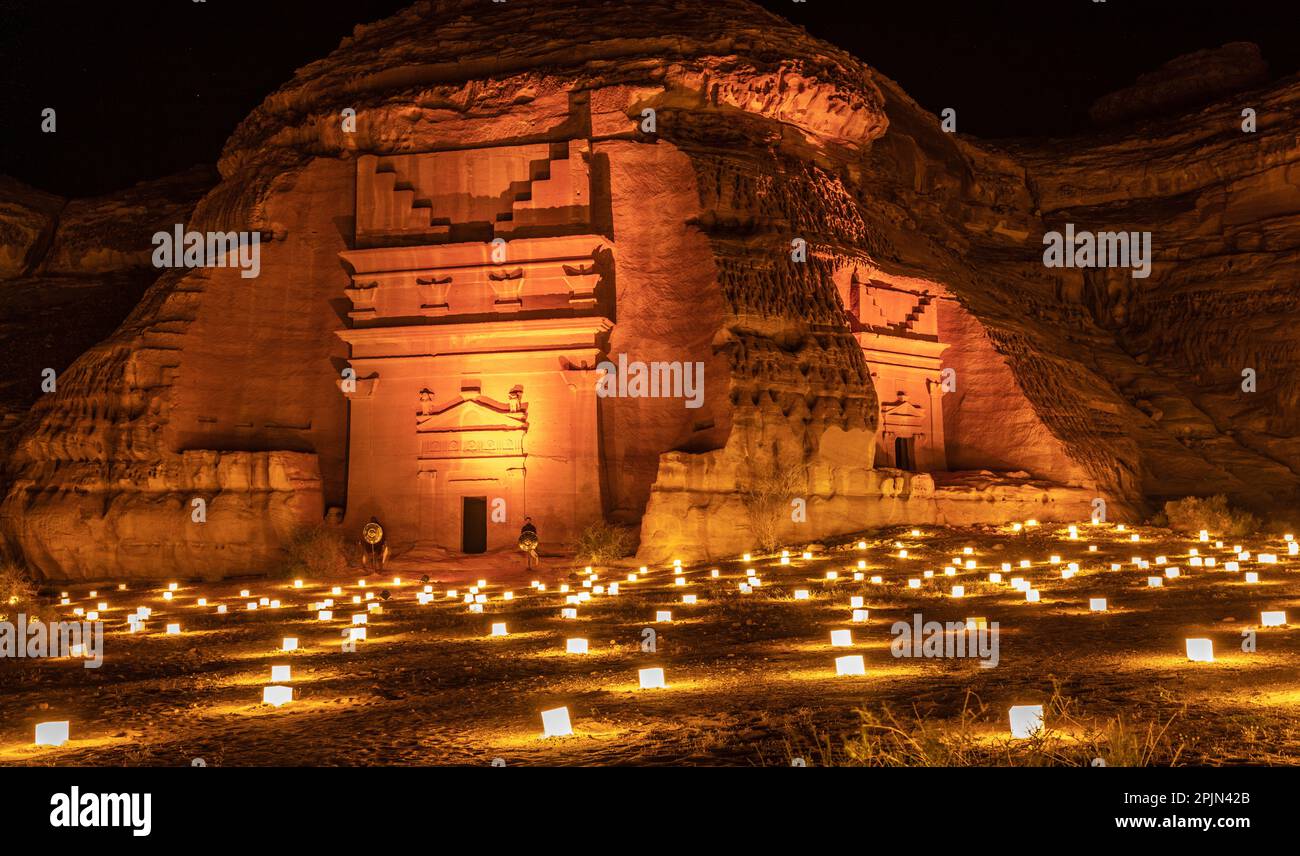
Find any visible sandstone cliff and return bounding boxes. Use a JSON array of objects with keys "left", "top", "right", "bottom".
[{"left": 2, "top": 0, "right": 1296, "bottom": 580}]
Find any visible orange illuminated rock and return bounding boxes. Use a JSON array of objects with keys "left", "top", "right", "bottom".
[{"left": 2, "top": 1, "right": 1297, "bottom": 579}]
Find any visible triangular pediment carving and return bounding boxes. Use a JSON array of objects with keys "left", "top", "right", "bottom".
[{"left": 417, "top": 392, "right": 528, "bottom": 433}]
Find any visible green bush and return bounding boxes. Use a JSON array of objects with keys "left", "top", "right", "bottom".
[
  {"left": 1161, "top": 495, "right": 1259, "bottom": 538},
  {"left": 574, "top": 520, "right": 636, "bottom": 564}
]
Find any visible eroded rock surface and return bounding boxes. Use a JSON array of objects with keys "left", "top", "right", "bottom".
[{"left": 2, "top": 1, "right": 1296, "bottom": 580}]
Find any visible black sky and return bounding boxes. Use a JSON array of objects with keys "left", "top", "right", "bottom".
[{"left": 1, "top": 0, "right": 1297, "bottom": 197}]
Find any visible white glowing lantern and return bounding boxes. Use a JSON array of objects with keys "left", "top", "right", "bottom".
[
  {"left": 898, "top": 549, "right": 908, "bottom": 559},
  {"left": 282, "top": 637, "right": 298, "bottom": 651},
  {"left": 162, "top": 592, "right": 173, "bottom": 601},
  {"left": 608, "top": 583, "right": 619, "bottom": 595},
  {"left": 682, "top": 594, "right": 698, "bottom": 605},
  {"left": 638, "top": 667, "right": 666, "bottom": 690},
  {"left": 908, "top": 579, "right": 921, "bottom": 589},
  {"left": 801, "top": 551, "right": 812, "bottom": 560},
  {"left": 1026, "top": 589, "right": 1040, "bottom": 602},
  {"left": 1019, "top": 560, "right": 1031, "bottom": 569},
  {"left": 196, "top": 598, "right": 207, "bottom": 607},
  {"left": 674, "top": 577, "right": 686, "bottom": 586},
  {"left": 830, "top": 629, "right": 853, "bottom": 647},
  {"left": 317, "top": 610, "right": 333, "bottom": 620},
  {"left": 835, "top": 655, "right": 866, "bottom": 676},
  {"left": 349, "top": 627, "right": 367, "bottom": 642},
  {"left": 1260, "top": 611, "right": 1286, "bottom": 627},
  {"left": 166, "top": 623, "right": 181, "bottom": 635},
  {"left": 852, "top": 609, "right": 869, "bottom": 623},
  {"left": 1259, "top": 553, "right": 1278, "bottom": 564},
  {"left": 1155, "top": 555, "right": 1167, "bottom": 565},
  {"left": 1199, "top": 529, "right": 1209, "bottom": 542},
  {"left": 857, "top": 559, "right": 867, "bottom": 570},
  {"left": 1147, "top": 577, "right": 1163, "bottom": 588},
  {"left": 561, "top": 608, "right": 578, "bottom": 619},
  {"left": 541, "top": 706, "right": 573, "bottom": 738},
  {"left": 1244, "top": 572, "right": 1259, "bottom": 584},
  {"left": 951, "top": 586, "right": 965, "bottom": 598},
  {"left": 1164, "top": 567, "right": 1180, "bottom": 579},
  {"left": 988, "top": 572, "right": 1002, "bottom": 584},
  {"left": 1089, "top": 598, "right": 1107, "bottom": 612},
  {"left": 468, "top": 603, "right": 484, "bottom": 613},
  {"left": 490, "top": 622, "right": 507, "bottom": 637},
  {"left": 259, "top": 597, "right": 270, "bottom": 606},
  {"left": 263, "top": 685, "right": 293, "bottom": 706},
  {"left": 1008, "top": 705, "right": 1043, "bottom": 738},
  {"left": 1189, "top": 557, "right": 1203, "bottom": 567},
  {"left": 566, "top": 638, "right": 588, "bottom": 654},
  {"left": 742, "top": 553, "right": 752, "bottom": 562},
  {"left": 655, "top": 610, "right": 672, "bottom": 622},
  {"left": 871, "top": 575, "right": 883, "bottom": 584},
  {"left": 924, "top": 570, "right": 935, "bottom": 579},
  {"left": 1289, "top": 542, "right": 1299, "bottom": 556},
  {"left": 240, "top": 589, "right": 250, "bottom": 597},
  {"left": 793, "top": 589, "right": 810, "bottom": 600},
  {"left": 1225, "top": 561, "right": 1240, "bottom": 572},
  {"left": 1060, "top": 569, "right": 1075, "bottom": 580},
  {"left": 294, "top": 579, "right": 304, "bottom": 588},
  {"left": 943, "top": 567, "right": 955, "bottom": 576},
  {"left": 34, "top": 721, "right": 69, "bottom": 747},
  {"left": 1185, "top": 638, "right": 1214, "bottom": 663},
  {"left": 780, "top": 556, "right": 791, "bottom": 566},
  {"left": 850, "top": 595, "right": 864, "bottom": 609},
  {"left": 826, "top": 570, "right": 838, "bottom": 581},
  {"left": 853, "top": 572, "right": 865, "bottom": 581},
  {"left": 217, "top": 605, "right": 228, "bottom": 614},
  {"left": 1049, "top": 555, "right": 1061, "bottom": 565},
  {"left": 269, "top": 664, "right": 291, "bottom": 683},
  {"left": 246, "top": 602, "right": 258, "bottom": 611},
  {"left": 352, "top": 614, "right": 368, "bottom": 625}
]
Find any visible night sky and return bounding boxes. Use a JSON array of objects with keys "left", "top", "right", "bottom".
[{"left": 1, "top": 0, "right": 1297, "bottom": 197}]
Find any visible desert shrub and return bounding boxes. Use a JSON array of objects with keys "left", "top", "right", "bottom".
[
  {"left": 0, "top": 553, "right": 54, "bottom": 622},
  {"left": 574, "top": 520, "right": 636, "bottom": 564},
  {"left": 1162, "top": 495, "right": 1259, "bottom": 537},
  {"left": 741, "top": 460, "right": 805, "bottom": 552},
  {"left": 833, "top": 687, "right": 1186, "bottom": 767},
  {"left": 282, "top": 524, "right": 349, "bottom": 579}
]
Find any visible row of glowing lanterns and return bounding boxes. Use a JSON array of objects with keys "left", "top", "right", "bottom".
[{"left": 28, "top": 522, "right": 1297, "bottom": 746}]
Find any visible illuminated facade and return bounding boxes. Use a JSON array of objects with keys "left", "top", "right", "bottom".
[
  {"left": 338, "top": 142, "right": 614, "bottom": 552},
  {"left": 842, "top": 273, "right": 949, "bottom": 473}
]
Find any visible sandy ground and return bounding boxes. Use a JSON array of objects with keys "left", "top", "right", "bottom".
[{"left": 1, "top": 522, "right": 1298, "bottom": 766}]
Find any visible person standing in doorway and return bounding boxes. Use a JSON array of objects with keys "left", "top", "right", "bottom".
[{"left": 518, "top": 517, "right": 539, "bottom": 568}]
